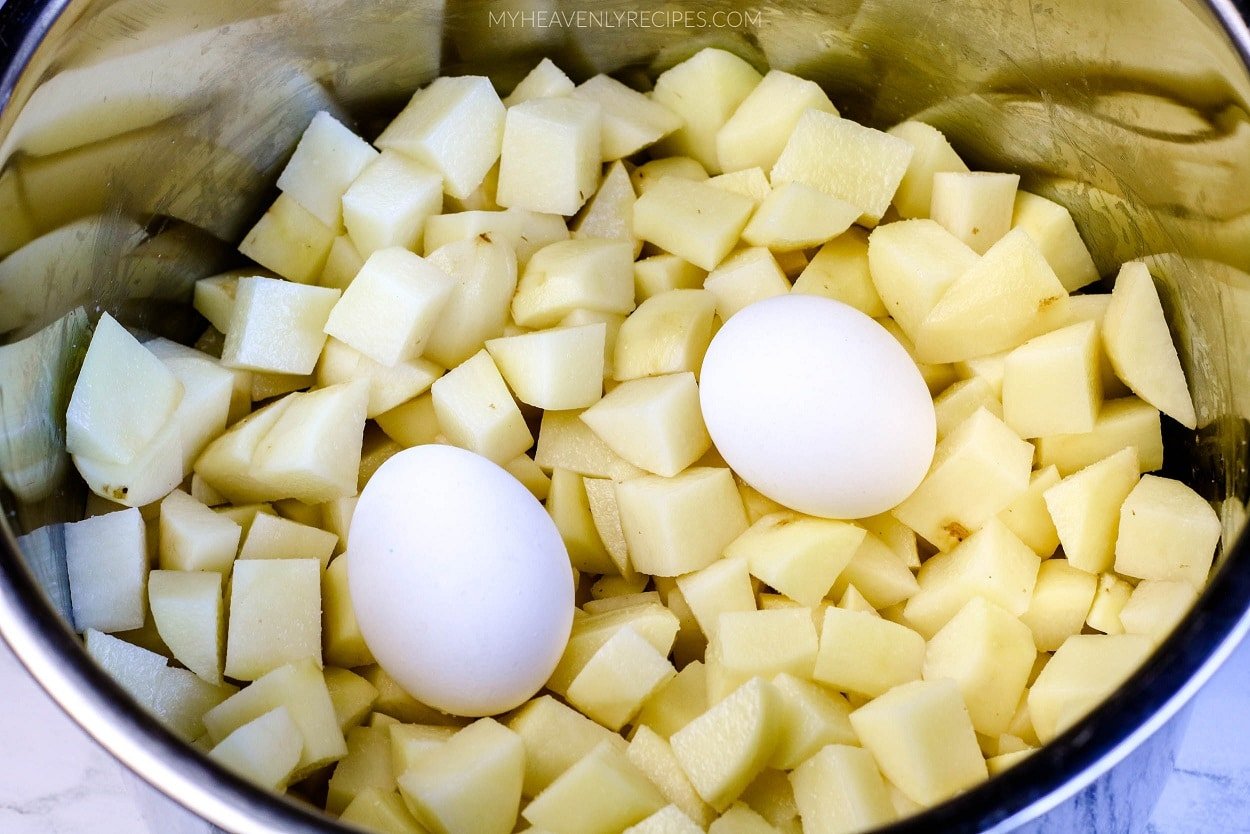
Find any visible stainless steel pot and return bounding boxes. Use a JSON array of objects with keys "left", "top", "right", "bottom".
[{"left": 1, "top": 1, "right": 1248, "bottom": 832}]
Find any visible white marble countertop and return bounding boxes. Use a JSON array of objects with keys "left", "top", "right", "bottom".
[{"left": 2, "top": 634, "right": 1249, "bottom": 834}]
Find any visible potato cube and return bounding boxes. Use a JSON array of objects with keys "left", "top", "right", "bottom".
[
  {"left": 65, "top": 508, "right": 148, "bottom": 633},
  {"left": 341, "top": 788, "right": 425, "bottom": 834},
  {"left": 572, "top": 160, "right": 640, "bottom": 255},
  {"left": 771, "top": 110, "right": 912, "bottom": 227},
  {"left": 506, "top": 454, "right": 551, "bottom": 501},
  {"left": 930, "top": 171, "right": 1019, "bottom": 254},
  {"left": 1053, "top": 293, "right": 1130, "bottom": 398},
  {"left": 218, "top": 276, "right": 339, "bottom": 376},
  {"left": 867, "top": 219, "right": 978, "bottom": 341},
  {"left": 66, "top": 313, "right": 182, "bottom": 465},
  {"left": 829, "top": 532, "right": 920, "bottom": 610},
  {"left": 892, "top": 408, "right": 1033, "bottom": 552},
  {"left": 636, "top": 661, "right": 709, "bottom": 741},
  {"left": 548, "top": 602, "right": 680, "bottom": 695},
  {"left": 742, "top": 183, "right": 859, "bottom": 252},
  {"left": 716, "top": 608, "right": 819, "bottom": 683},
  {"left": 504, "top": 58, "right": 574, "bottom": 106},
  {"left": 1012, "top": 191, "right": 1098, "bottom": 292},
  {"left": 703, "top": 248, "right": 791, "bottom": 320},
  {"left": 1035, "top": 396, "right": 1163, "bottom": 476},
  {"left": 1002, "top": 321, "right": 1102, "bottom": 438},
  {"left": 327, "top": 725, "right": 395, "bottom": 815},
  {"left": 431, "top": 350, "right": 533, "bottom": 464},
  {"left": 316, "top": 338, "right": 442, "bottom": 419},
  {"left": 790, "top": 745, "right": 896, "bottom": 834},
  {"left": 615, "top": 467, "right": 749, "bottom": 576},
  {"left": 323, "top": 247, "right": 455, "bottom": 367},
  {"left": 1118, "top": 580, "right": 1199, "bottom": 643},
  {"left": 652, "top": 48, "right": 763, "bottom": 173},
  {"left": 320, "top": 554, "right": 373, "bottom": 669},
  {"left": 225, "top": 558, "right": 321, "bottom": 681},
  {"left": 374, "top": 394, "right": 439, "bottom": 450},
  {"left": 1021, "top": 559, "right": 1098, "bottom": 651},
  {"left": 546, "top": 469, "right": 615, "bottom": 575},
  {"left": 568, "top": 626, "right": 676, "bottom": 731},
  {"left": 158, "top": 489, "right": 241, "bottom": 573},
  {"left": 511, "top": 239, "right": 635, "bottom": 328},
  {"left": 933, "top": 377, "right": 1001, "bottom": 441},
  {"left": 423, "top": 236, "right": 519, "bottom": 368},
  {"left": 624, "top": 805, "right": 706, "bottom": 834},
  {"left": 496, "top": 97, "right": 601, "bottom": 217},
  {"left": 633, "top": 177, "right": 755, "bottom": 271},
  {"left": 579, "top": 372, "right": 710, "bottom": 477},
  {"left": 708, "top": 803, "right": 781, "bottom": 834},
  {"left": 768, "top": 674, "right": 857, "bottom": 770},
  {"left": 627, "top": 727, "right": 716, "bottom": 828},
  {"left": 342, "top": 151, "right": 443, "bottom": 258},
  {"left": 718, "top": 69, "right": 837, "bottom": 174},
  {"left": 523, "top": 740, "right": 667, "bottom": 834},
  {"left": 389, "top": 723, "right": 455, "bottom": 776},
  {"left": 724, "top": 512, "right": 863, "bottom": 608},
  {"left": 614, "top": 289, "right": 720, "bottom": 383},
  {"left": 320, "top": 234, "right": 366, "bottom": 291},
  {"left": 203, "top": 658, "right": 346, "bottom": 772},
  {"left": 849, "top": 679, "right": 987, "bottom": 806},
  {"left": 193, "top": 275, "right": 238, "bottom": 334},
  {"left": 792, "top": 228, "right": 885, "bottom": 318},
  {"left": 1114, "top": 474, "right": 1220, "bottom": 587},
  {"left": 208, "top": 707, "right": 303, "bottom": 791},
  {"left": 886, "top": 121, "right": 969, "bottom": 219},
  {"left": 995, "top": 466, "right": 1061, "bottom": 558},
  {"left": 571, "top": 75, "right": 681, "bottom": 160},
  {"left": 277, "top": 111, "right": 379, "bottom": 228},
  {"left": 535, "top": 409, "right": 644, "bottom": 481},
  {"left": 238, "top": 194, "right": 337, "bottom": 284},
  {"left": 671, "top": 678, "right": 781, "bottom": 811},
  {"left": 148, "top": 570, "right": 223, "bottom": 684},
  {"left": 360, "top": 665, "right": 461, "bottom": 726},
  {"left": 1043, "top": 447, "right": 1140, "bottom": 573},
  {"left": 953, "top": 350, "right": 1009, "bottom": 398},
  {"left": 144, "top": 340, "right": 236, "bottom": 472},
  {"left": 485, "top": 323, "right": 605, "bottom": 410},
  {"left": 915, "top": 228, "right": 1070, "bottom": 363},
  {"left": 1087, "top": 572, "right": 1134, "bottom": 635},
  {"left": 579, "top": 478, "right": 631, "bottom": 577},
  {"left": 707, "top": 167, "right": 772, "bottom": 202},
  {"left": 250, "top": 380, "right": 369, "bottom": 503},
  {"left": 1028, "top": 634, "right": 1154, "bottom": 742},
  {"left": 507, "top": 695, "right": 626, "bottom": 796},
  {"left": 813, "top": 607, "right": 925, "bottom": 697},
  {"left": 238, "top": 511, "right": 337, "bottom": 567},
  {"left": 675, "top": 556, "right": 756, "bottom": 642},
  {"left": 631, "top": 156, "right": 710, "bottom": 194},
  {"left": 377, "top": 76, "right": 504, "bottom": 199},
  {"left": 1103, "top": 262, "right": 1197, "bottom": 428}
]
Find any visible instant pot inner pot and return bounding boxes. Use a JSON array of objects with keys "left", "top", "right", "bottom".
[{"left": 0, "top": 1, "right": 1249, "bottom": 832}]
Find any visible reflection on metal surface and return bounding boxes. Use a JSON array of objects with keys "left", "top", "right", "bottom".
[{"left": 0, "top": 0, "right": 1247, "bottom": 833}]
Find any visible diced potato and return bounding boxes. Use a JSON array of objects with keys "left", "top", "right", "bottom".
[
  {"left": 849, "top": 679, "right": 987, "bottom": 806},
  {"left": 707, "top": 168, "right": 772, "bottom": 202},
  {"left": 511, "top": 239, "right": 635, "bottom": 328},
  {"left": 867, "top": 219, "right": 978, "bottom": 341},
  {"left": 507, "top": 695, "right": 627, "bottom": 797},
  {"left": 876, "top": 317, "right": 958, "bottom": 396},
  {"left": 914, "top": 228, "right": 1070, "bottom": 364},
  {"left": 497, "top": 97, "right": 601, "bottom": 216},
  {"left": 276, "top": 111, "right": 378, "bottom": 228},
  {"left": 324, "top": 667, "right": 378, "bottom": 733},
  {"left": 1114, "top": 474, "right": 1221, "bottom": 587},
  {"left": 932, "top": 377, "right": 1000, "bottom": 441},
  {"left": 424, "top": 207, "right": 569, "bottom": 268},
  {"left": 1103, "top": 262, "right": 1197, "bottom": 428},
  {"left": 902, "top": 518, "right": 1041, "bottom": 638},
  {"left": 360, "top": 665, "right": 464, "bottom": 727},
  {"left": 144, "top": 340, "right": 237, "bottom": 472},
  {"left": 568, "top": 626, "right": 676, "bottom": 731},
  {"left": 703, "top": 248, "right": 791, "bottom": 320},
  {"left": 389, "top": 723, "right": 455, "bottom": 776},
  {"left": 716, "top": 608, "right": 819, "bottom": 683},
  {"left": 1052, "top": 293, "right": 1129, "bottom": 398},
  {"left": 193, "top": 275, "right": 238, "bottom": 335},
  {"left": 524, "top": 740, "right": 667, "bottom": 834},
  {"left": 83, "top": 628, "right": 167, "bottom": 710},
  {"left": 923, "top": 597, "right": 1035, "bottom": 736},
  {"left": 580, "top": 372, "right": 710, "bottom": 477},
  {"left": 741, "top": 183, "right": 859, "bottom": 252},
  {"left": 327, "top": 725, "right": 395, "bottom": 815},
  {"left": 624, "top": 805, "right": 706, "bottom": 834},
  {"left": 323, "top": 554, "right": 374, "bottom": 669},
  {"left": 708, "top": 802, "right": 781, "bottom": 834},
  {"left": 1043, "top": 447, "right": 1139, "bottom": 573},
  {"left": 431, "top": 350, "right": 533, "bottom": 465},
  {"left": 320, "top": 235, "right": 366, "bottom": 291},
  {"left": 225, "top": 558, "right": 322, "bottom": 681},
  {"left": 790, "top": 745, "right": 896, "bottom": 834},
  {"left": 150, "top": 666, "right": 236, "bottom": 741},
  {"left": 203, "top": 658, "right": 346, "bottom": 773},
  {"left": 1002, "top": 321, "right": 1102, "bottom": 438},
  {"left": 420, "top": 238, "right": 518, "bottom": 369},
  {"left": 340, "top": 151, "right": 442, "bottom": 259},
  {"left": 635, "top": 255, "right": 707, "bottom": 302},
  {"left": 158, "top": 489, "right": 241, "bottom": 573},
  {"left": 1028, "top": 634, "right": 1154, "bottom": 742},
  {"left": 148, "top": 570, "right": 223, "bottom": 684},
  {"left": 535, "top": 409, "right": 644, "bottom": 481},
  {"left": 1087, "top": 572, "right": 1134, "bottom": 635},
  {"left": 676, "top": 556, "right": 757, "bottom": 641},
  {"left": 238, "top": 511, "right": 337, "bottom": 567},
  {"left": 614, "top": 289, "right": 719, "bottom": 382},
  {"left": 1011, "top": 191, "right": 1099, "bottom": 292},
  {"left": 548, "top": 602, "right": 680, "bottom": 696},
  {"left": 858, "top": 513, "right": 921, "bottom": 570},
  {"left": 738, "top": 480, "right": 787, "bottom": 525},
  {"left": 546, "top": 468, "right": 616, "bottom": 575},
  {"left": 829, "top": 532, "right": 920, "bottom": 610},
  {"left": 769, "top": 674, "right": 857, "bottom": 771},
  {"left": 953, "top": 350, "right": 1009, "bottom": 398},
  {"left": 615, "top": 467, "right": 749, "bottom": 576},
  {"left": 627, "top": 727, "right": 716, "bottom": 828},
  {"left": 738, "top": 769, "right": 800, "bottom": 832},
  {"left": 718, "top": 69, "right": 837, "bottom": 174},
  {"left": 485, "top": 324, "right": 604, "bottom": 410},
  {"left": 633, "top": 177, "right": 756, "bottom": 271},
  {"left": 572, "top": 161, "right": 640, "bottom": 256},
  {"left": 791, "top": 228, "right": 885, "bottom": 318},
  {"left": 1118, "top": 580, "right": 1199, "bottom": 643},
  {"left": 726, "top": 512, "right": 863, "bottom": 608},
  {"left": 813, "top": 607, "right": 925, "bottom": 697},
  {"left": 505, "top": 454, "right": 551, "bottom": 501},
  {"left": 194, "top": 400, "right": 292, "bottom": 503},
  {"left": 397, "top": 718, "right": 525, "bottom": 834},
  {"left": 771, "top": 110, "right": 912, "bottom": 227},
  {"left": 239, "top": 194, "right": 337, "bottom": 284},
  {"left": 578, "top": 477, "right": 630, "bottom": 576},
  {"left": 65, "top": 508, "right": 148, "bottom": 633},
  {"left": 250, "top": 371, "right": 312, "bottom": 401},
  {"left": 631, "top": 156, "right": 710, "bottom": 194},
  {"left": 636, "top": 661, "right": 709, "bottom": 741},
  {"left": 323, "top": 247, "right": 455, "bottom": 367},
  {"left": 929, "top": 171, "right": 1019, "bottom": 254},
  {"left": 376, "top": 394, "right": 442, "bottom": 449},
  {"left": 316, "top": 338, "right": 442, "bottom": 419},
  {"left": 572, "top": 75, "right": 681, "bottom": 160},
  {"left": 340, "top": 788, "right": 426, "bottom": 834},
  {"left": 66, "top": 313, "right": 182, "bottom": 465},
  {"left": 208, "top": 707, "right": 303, "bottom": 791},
  {"left": 996, "top": 466, "right": 1061, "bottom": 558},
  {"left": 1035, "top": 396, "right": 1163, "bottom": 476},
  {"left": 892, "top": 408, "right": 1033, "bottom": 552},
  {"left": 219, "top": 276, "right": 340, "bottom": 376},
  {"left": 505, "top": 58, "right": 575, "bottom": 105},
  {"left": 886, "top": 121, "right": 969, "bottom": 219},
  {"left": 377, "top": 76, "right": 505, "bottom": 199},
  {"left": 671, "top": 678, "right": 781, "bottom": 811},
  {"left": 652, "top": 48, "right": 763, "bottom": 173},
  {"left": 1021, "top": 559, "right": 1098, "bottom": 651},
  {"left": 986, "top": 749, "right": 1035, "bottom": 777}
]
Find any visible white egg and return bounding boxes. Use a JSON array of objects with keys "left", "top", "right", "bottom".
[
  {"left": 699, "top": 294, "right": 936, "bottom": 519},
  {"left": 348, "top": 444, "right": 574, "bottom": 716}
]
